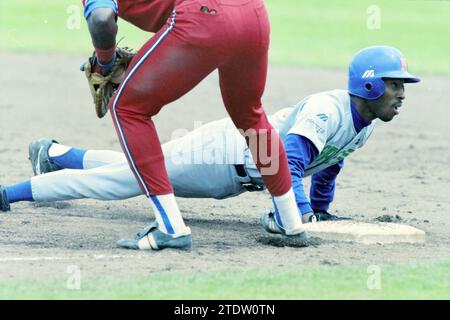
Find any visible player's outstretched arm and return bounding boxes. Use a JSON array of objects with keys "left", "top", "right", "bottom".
[
  {"left": 310, "top": 160, "right": 344, "bottom": 213},
  {"left": 284, "top": 133, "right": 318, "bottom": 222},
  {"left": 309, "top": 161, "right": 353, "bottom": 221}
]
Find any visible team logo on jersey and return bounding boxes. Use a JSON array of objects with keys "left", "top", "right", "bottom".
[
  {"left": 362, "top": 69, "right": 375, "bottom": 78},
  {"left": 306, "top": 118, "right": 325, "bottom": 134},
  {"left": 316, "top": 113, "right": 328, "bottom": 122}
]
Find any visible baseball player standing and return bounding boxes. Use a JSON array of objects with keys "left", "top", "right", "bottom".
[
  {"left": 0, "top": 46, "right": 420, "bottom": 245},
  {"left": 79, "top": 0, "right": 308, "bottom": 250}
]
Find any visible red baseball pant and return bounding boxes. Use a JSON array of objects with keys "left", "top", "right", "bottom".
[{"left": 110, "top": 0, "right": 292, "bottom": 198}]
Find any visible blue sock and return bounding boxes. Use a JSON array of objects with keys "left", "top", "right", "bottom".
[
  {"left": 50, "top": 147, "right": 87, "bottom": 169},
  {"left": 5, "top": 180, "right": 34, "bottom": 203}
]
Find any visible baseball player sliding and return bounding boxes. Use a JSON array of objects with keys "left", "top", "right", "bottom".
[
  {"left": 0, "top": 46, "right": 420, "bottom": 250},
  {"left": 78, "top": 0, "right": 309, "bottom": 250}
]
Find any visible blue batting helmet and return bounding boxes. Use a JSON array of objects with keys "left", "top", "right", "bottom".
[{"left": 348, "top": 46, "right": 420, "bottom": 100}]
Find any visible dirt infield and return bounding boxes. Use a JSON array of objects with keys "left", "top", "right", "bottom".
[{"left": 0, "top": 52, "right": 449, "bottom": 279}]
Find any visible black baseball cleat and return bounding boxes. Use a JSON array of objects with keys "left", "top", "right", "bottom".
[
  {"left": 0, "top": 185, "right": 11, "bottom": 212},
  {"left": 312, "top": 210, "right": 352, "bottom": 222},
  {"left": 28, "top": 138, "right": 62, "bottom": 176},
  {"left": 117, "top": 221, "right": 192, "bottom": 251}
]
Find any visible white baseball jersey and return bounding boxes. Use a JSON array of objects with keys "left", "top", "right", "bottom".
[{"left": 246, "top": 89, "right": 376, "bottom": 179}]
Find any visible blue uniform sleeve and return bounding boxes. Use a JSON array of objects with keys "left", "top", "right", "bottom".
[
  {"left": 284, "top": 133, "right": 318, "bottom": 215},
  {"left": 310, "top": 160, "right": 344, "bottom": 212},
  {"left": 84, "top": 0, "right": 118, "bottom": 19}
]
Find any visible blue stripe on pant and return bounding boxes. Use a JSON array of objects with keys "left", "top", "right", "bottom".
[
  {"left": 150, "top": 196, "right": 175, "bottom": 235},
  {"left": 272, "top": 199, "right": 284, "bottom": 229}
]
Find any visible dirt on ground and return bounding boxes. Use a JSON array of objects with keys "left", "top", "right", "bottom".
[{"left": 0, "top": 52, "right": 449, "bottom": 280}]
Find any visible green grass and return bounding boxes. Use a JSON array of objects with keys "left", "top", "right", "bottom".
[
  {"left": 1, "top": 261, "right": 448, "bottom": 299},
  {"left": 0, "top": 0, "right": 147, "bottom": 55},
  {"left": 0, "top": 0, "right": 449, "bottom": 74},
  {"left": 266, "top": 0, "right": 450, "bottom": 75}
]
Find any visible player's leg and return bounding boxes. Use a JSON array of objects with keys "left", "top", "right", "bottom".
[
  {"left": 30, "top": 162, "right": 143, "bottom": 202},
  {"left": 0, "top": 161, "right": 143, "bottom": 212},
  {"left": 109, "top": 11, "right": 223, "bottom": 242},
  {"left": 83, "top": 149, "right": 126, "bottom": 169},
  {"left": 2, "top": 156, "right": 244, "bottom": 213},
  {"left": 218, "top": 3, "right": 304, "bottom": 235},
  {"left": 29, "top": 139, "right": 126, "bottom": 175},
  {"left": 33, "top": 118, "right": 246, "bottom": 203},
  {"left": 1, "top": 149, "right": 244, "bottom": 213},
  {"left": 2, "top": 113, "right": 247, "bottom": 212}
]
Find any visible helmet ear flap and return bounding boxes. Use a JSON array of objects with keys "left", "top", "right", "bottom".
[
  {"left": 362, "top": 78, "right": 385, "bottom": 100},
  {"left": 371, "top": 78, "right": 385, "bottom": 99}
]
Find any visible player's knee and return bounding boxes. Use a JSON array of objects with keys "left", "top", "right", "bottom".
[
  {"left": 111, "top": 83, "right": 165, "bottom": 118},
  {"left": 111, "top": 96, "right": 161, "bottom": 119},
  {"left": 111, "top": 101, "right": 138, "bottom": 119}
]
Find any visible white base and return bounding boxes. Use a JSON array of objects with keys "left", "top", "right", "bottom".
[{"left": 303, "top": 221, "right": 426, "bottom": 245}]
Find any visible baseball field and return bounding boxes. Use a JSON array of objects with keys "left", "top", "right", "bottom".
[{"left": 0, "top": 0, "right": 449, "bottom": 300}]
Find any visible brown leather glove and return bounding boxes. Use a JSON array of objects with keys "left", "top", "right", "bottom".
[{"left": 81, "top": 47, "right": 136, "bottom": 118}]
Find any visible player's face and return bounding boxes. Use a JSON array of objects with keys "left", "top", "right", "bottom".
[{"left": 369, "top": 78, "right": 405, "bottom": 122}]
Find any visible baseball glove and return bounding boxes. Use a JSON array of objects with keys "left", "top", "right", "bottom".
[{"left": 81, "top": 47, "right": 136, "bottom": 118}]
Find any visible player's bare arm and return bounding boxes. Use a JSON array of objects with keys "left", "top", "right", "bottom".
[
  {"left": 86, "top": 8, "right": 117, "bottom": 52},
  {"left": 80, "top": 2, "right": 135, "bottom": 118}
]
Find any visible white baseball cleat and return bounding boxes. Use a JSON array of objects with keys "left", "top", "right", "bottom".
[{"left": 261, "top": 211, "right": 309, "bottom": 240}]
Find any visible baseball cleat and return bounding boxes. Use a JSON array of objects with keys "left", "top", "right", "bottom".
[
  {"left": 261, "top": 211, "right": 284, "bottom": 234},
  {"left": 313, "top": 210, "right": 352, "bottom": 221},
  {"left": 0, "top": 185, "right": 11, "bottom": 212},
  {"left": 28, "top": 138, "right": 62, "bottom": 176},
  {"left": 117, "top": 221, "right": 192, "bottom": 251},
  {"left": 261, "top": 211, "right": 309, "bottom": 240}
]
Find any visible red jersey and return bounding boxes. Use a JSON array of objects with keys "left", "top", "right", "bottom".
[{"left": 82, "top": 0, "right": 175, "bottom": 32}]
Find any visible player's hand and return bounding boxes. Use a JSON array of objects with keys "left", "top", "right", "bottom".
[
  {"left": 80, "top": 47, "right": 136, "bottom": 118},
  {"left": 89, "top": 55, "right": 115, "bottom": 76}
]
